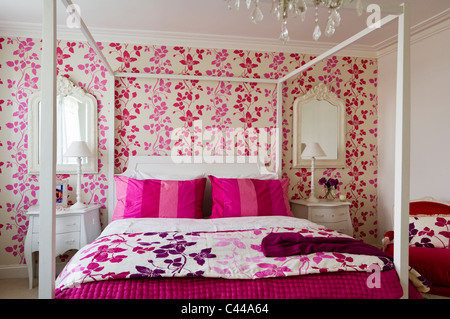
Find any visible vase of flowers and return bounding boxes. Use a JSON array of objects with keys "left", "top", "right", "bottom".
[{"left": 318, "top": 177, "right": 339, "bottom": 200}]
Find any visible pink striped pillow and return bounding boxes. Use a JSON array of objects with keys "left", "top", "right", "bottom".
[
  {"left": 112, "top": 176, "right": 206, "bottom": 221},
  {"left": 209, "top": 176, "right": 293, "bottom": 218}
]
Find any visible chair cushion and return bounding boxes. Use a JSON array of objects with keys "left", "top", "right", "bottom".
[{"left": 409, "top": 247, "right": 450, "bottom": 287}]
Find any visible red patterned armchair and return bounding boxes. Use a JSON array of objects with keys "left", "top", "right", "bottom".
[{"left": 383, "top": 198, "right": 450, "bottom": 297}]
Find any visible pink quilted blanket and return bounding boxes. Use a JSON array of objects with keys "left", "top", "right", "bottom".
[{"left": 56, "top": 270, "right": 412, "bottom": 299}]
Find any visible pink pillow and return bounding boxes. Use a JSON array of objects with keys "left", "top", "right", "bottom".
[
  {"left": 209, "top": 176, "right": 293, "bottom": 218},
  {"left": 112, "top": 176, "right": 206, "bottom": 221}
]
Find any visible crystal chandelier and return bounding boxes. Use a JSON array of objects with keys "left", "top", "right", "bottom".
[{"left": 225, "top": 0, "right": 364, "bottom": 43}]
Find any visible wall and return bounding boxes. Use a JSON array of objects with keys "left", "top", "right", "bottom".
[
  {"left": 0, "top": 38, "right": 111, "bottom": 268},
  {"left": 0, "top": 36, "right": 378, "bottom": 270},
  {"left": 378, "top": 25, "right": 450, "bottom": 237},
  {"left": 282, "top": 54, "right": 378, "bottom": 244}
]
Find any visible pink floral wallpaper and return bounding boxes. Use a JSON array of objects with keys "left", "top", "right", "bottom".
[
  {"left": 0, "top": 36, "right": 377, "bottom": 267},
  {"left": 284, "top": 54, "right": 378, "bottom": 242}
]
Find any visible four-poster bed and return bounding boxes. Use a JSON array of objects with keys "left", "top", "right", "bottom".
[
  {"left": 54, "top": 156, "right": 412, "bottom": 299},
  {"left": 38, "top": 0, "right": 411, "bottom": 299}
]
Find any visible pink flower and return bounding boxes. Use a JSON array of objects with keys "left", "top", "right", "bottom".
[
  {"left": 158, "top": 79, "right": 172, "bottom": 94},
  {"left": 180, "top": 54, "right": 200, "bottom": 71},
  {"left": 180, "top": 110, "right": 199, "bottom": 127},
  {"left": 435, "top": 217, "right": 450, "bottom": 227},
  {"left": 239, "top": 112, "right": 257, "bottom": 128},
  {"left": 348, "top": 166, "right": 364, "bottom": 181},
  {"left": 116, "top": 109, "right": 136, "bottom": 126},
  {"left": 13, "top": 39, "right": 33, "bottom": 57},
  {"left": 295, "top": 168, "right": 311, "bottom": 182},
  {"left": 116, "top": 50, "right": 137, "bottom": 68},
  {"left": 418, "top": 227, "right": 434, "bottom": 237},
  {"left": 24, "top": 73, "right": 38, "bottom": 89},
  {"left": 348, "top": 63, "right": 364, "bottom": 78},
  {"left": 240, "top": 57, "right": 258, "bottom": 74},
  {"left": 93, "top": 76, "right": 107, "bottom": 91},
  {"left": 56, "top": 47, "right": 70, "bottom": 65},
  {"left": 348, "top": 115, "right": 364, "bottom": 130},
  {"left": 254, "top": 263, "right": 292, "bottom": 278}
]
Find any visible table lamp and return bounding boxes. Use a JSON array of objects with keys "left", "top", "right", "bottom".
[
  {"left": 64, "top": 141, "right": 92, "bottom": 209},
  {"left": 301, "top": 142, "right": 326, "bottom": 202}
]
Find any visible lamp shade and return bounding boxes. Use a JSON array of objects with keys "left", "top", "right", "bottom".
[
  {"left": 301, "top": 142, "right": 326, "bottom": 158},
  {"left": 64, "top": 141, "right": 92, "bottom": 157}
]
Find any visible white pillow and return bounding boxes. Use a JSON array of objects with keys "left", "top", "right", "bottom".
[
  {"left": 209, "top": 173, "right": 279, "bottom": 180},
  {"left": 123, "top": 169, "right": 206, "bottom": 181},
  {"left": 121, "top": 170, "right": 277, "bottom": 181}
]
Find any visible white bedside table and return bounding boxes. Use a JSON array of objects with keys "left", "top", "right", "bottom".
[
  {"left": 24, "top": 204, "right": 101, "bottom": 289},
  {"left": 290, "top": 199, "right": 353, "bottom": 236}
]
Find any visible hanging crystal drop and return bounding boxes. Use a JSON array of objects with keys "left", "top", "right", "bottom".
[
  {"left": 325, "top": 19, "right": 335, "bottom": 37},
  {"left": 280, "top": 19, "right": 290, "bottom": 43},
  {"left": 250, "top": 5, "right": 264, "bottom": 23},
  {"left": 291, "top": 1, "right": 298, "bottom": 18},
  {"left": 276, "top": 9, "right": 282, "bottom": 21},
  {"left": 288, "top": 0, "right": 294, "bottom": 12},
  {"left": 297, "top": 0, "right": 306, "bottom": 14},
  {"left": 300, "top": 0, "right": 307, "bottom": 13},
  {"left": 270, "top": 0, "right": 278, "bottom": 14},
  {"left": 312, "top": 2, "right": 321, "bottom": 41},
  {"left": 246, "top": 0, "right": 252, "bottom": 9},
  {"left": 331, "top": 9, "right": 341, "bottom": 27},
  {"left": 300, "top": 10, "right": 306, "bottom": 22},
  {"left": 235, "top": 0, "right": 240, "bottom": 10},
  {"left": 312, "top": 24, "right": 322, "bottom": 41}
]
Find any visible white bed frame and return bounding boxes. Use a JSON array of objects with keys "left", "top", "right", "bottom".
[
  {"left": 39, "top": 0, "right": 411, "bottom": 299},
  {"left": 125, "top": 155, "right": 266, "bottom": 177}
]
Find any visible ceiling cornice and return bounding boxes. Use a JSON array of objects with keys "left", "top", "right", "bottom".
[
  {"left": 0, "top": 20, "right": 377, "bottom": 57},
  {"left": 376, "top": 8, "right": 450, "bottom": 57},
  {"left": 1, "top": 9, "right": 448, "bottom": 59}
]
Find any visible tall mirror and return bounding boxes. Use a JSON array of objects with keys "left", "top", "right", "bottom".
[
  {"left": 28, "top": 76, "right": 98, "bottom": 174},
  {"left": 293, "top": 83, "right": 345, "bottom": 168}
]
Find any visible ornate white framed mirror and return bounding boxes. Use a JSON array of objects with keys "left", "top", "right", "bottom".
[
  {"left": 293, "top": 83, "right": 345, "bottom": 168},
  {"left": 28, "top": 76, "right": 98, "bottom": 174}
]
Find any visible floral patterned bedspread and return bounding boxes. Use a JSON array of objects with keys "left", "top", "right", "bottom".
[{"left": 56, "top": 221, "right": 393, "bottom": 291}]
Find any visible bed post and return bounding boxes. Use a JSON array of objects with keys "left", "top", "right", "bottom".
[
  {"left": 393, "top": 2, "right": 411, "bottom": 299},
  {"left": 108, "top": 74, "right": 116, "bottom": 223},
  {"left": 275, "top": 83, "right": 282, "bottom": 177},
  {"left": 60, "top": 0, "right": 115, "bottom": 222},
  {"left": 278, "top": 14, "right": 399, "bottom": 84},
  {"left": 39, "top": 0, "right": 57, "bottom": 299},
  {"left": 61, "top": 0, "right": 115, "bottom": 76}
]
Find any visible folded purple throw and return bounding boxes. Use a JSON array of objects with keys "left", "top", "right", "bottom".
[{"left": 261, "top": 232, "right": 391, "bottom": 259}]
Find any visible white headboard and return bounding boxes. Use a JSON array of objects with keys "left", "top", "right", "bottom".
[{"left": 108, "top": 156, "right": 274, "bottom": 222}]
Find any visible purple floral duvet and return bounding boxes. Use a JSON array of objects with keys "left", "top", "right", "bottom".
[{"left": 56, "top": 216, "right": 394, "bottom": 293}]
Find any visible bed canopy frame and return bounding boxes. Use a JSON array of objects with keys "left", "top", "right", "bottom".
[{"left": 38, "top": 0, "right": 410, "bottom": 299}]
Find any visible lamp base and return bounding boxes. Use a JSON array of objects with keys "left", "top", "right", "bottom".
[
  {"left": 70, "top": 201, "right": 88, "bottom": 210},
  {"left": 306, "top": 195, "right": 319, "bottom": 203}
]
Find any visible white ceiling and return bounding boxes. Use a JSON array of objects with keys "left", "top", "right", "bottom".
[{"left": 0, "top": 0, "right": 449, "bottom": 55}]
